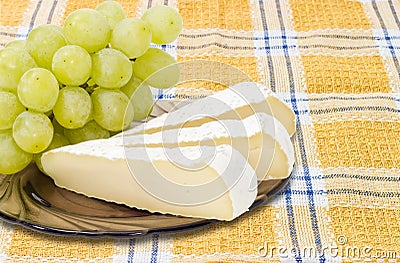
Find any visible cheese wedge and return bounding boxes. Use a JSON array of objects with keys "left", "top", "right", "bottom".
[
  {"left": 120, "top": 113, "right": 294, "bottom": 180},
  {"left": 41, "top": 143, "right": 257, "bottom": 221},
  {"left": 116, "top": 82, "right": 296, "bottom": 137}
]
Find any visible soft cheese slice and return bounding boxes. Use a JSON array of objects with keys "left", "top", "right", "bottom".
[
  {"left": 116, "top": 82, "right": 296, "bottom": 137},
  {"left": 41, "top": 143, "right": 257, "bottom": 221},
  {"left": 119, "top": 113, "right": 294, "bottom": 180}
]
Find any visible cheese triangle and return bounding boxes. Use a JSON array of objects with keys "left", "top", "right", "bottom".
[
  {"left": 116, "top": 82, "right": 296, "bottom": 137},
  {"left": 42, "top": 143, "right": 257, "bottom": 221},
  {"left": 120, "top": 113, "right": 294, "bottom": 180}
]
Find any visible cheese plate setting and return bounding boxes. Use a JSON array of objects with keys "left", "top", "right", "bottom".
[
  {"left": 0, "top": 90, "right": 291, "bottom": 238},
  {"left": 0, "top": 163, "right": 290, "bottom": 238},
  {"left": 0, "top": 95, "right": 295, "bottom": 238},
  {"left": 0, "top": 0, "right": 298, "bottom": 240}
]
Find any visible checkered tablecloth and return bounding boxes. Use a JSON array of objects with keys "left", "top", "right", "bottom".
[{"left": 1, "top": 0, "right": 400, "bottom": 262}]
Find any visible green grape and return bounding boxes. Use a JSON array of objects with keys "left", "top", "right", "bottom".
[
  {"left": 121, "top": 76, "right": 154, "bottom": 120},
  {"left": 12, "top": 111, "right": 53, "bottom": 154},
  {"left": 52, "top": 45, "right": 92, "bottom": 86},
  {"left": 0, "top": 129, "right": 32, "bottom": 174},
  {"left": 5, "top": 39, "right": 26, "bottom": 50},
  {"left": 91, "top": 88, "right": 134, "bottom": 132},
  {"left": 0, "top": 91, "right": 26, "bottom": 130},
  {"left": 141, "top": 5, "right": 183, "bottom": 44},
  {"left": 26, "top": 24, "right": 67, "bottom": 69},
  {"left": 95, "top": 0, "right": 126, "bottom": 29},
  {"left": 91, "top": 48, "right": 132, "bottom": 88},
  {"left": 133, "top": 48, "right": 179, "bottom": 89},
  {"left": 63, "top": 8, "right": 111, "bottom": 53},
  {"left": 0, "top": 48, "right": 37, "bottom": 93},
  {"left": 18, "top": 68, "right": 59, "bottom": 112},
  {"left": 53, "top": 86, "right": 92, "bottom": 129},
  {"left": 110, "top": 18, "right": 151, "bottom": 59},
  {"left": 34, "top": 132, "right": 69, "bottom": 173},
  {"left": 64, "top": 120, "right": 110, "bottom": 144}
]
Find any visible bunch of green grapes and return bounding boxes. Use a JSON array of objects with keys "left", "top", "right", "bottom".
[{"left": 0, "top": 1, "right": 183, "bottom": 175}]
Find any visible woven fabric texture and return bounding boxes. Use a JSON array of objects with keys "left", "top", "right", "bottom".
[{"left": 1, "top": 0, "right": 400, "bottom": 262}]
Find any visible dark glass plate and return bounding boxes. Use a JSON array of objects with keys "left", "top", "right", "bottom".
[
  {"left": 0, "top": 101, "right": 290, "bottom": 238},
  {"left": 0, "top": 166, "right": 289, "bottom": 238}
]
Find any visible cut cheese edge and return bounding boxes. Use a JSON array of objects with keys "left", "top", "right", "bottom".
[
  {"left": 116, "top": 82, "right": 296, "bottom": 137},
  {"left": 119, "top": 113, "right": 294, "bottom": 180},
  {"left": 41, "top": 143, "right": 257, "bottom": 221}
]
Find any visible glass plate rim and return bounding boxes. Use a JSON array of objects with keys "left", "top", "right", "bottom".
[{"left": 0, "top": 170, "right": 290, "bottom": 239}]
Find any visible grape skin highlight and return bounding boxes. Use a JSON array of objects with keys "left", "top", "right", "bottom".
[
  {"left": 91, "top": 89, "right": 134, "bottom": 132},
  {"left": 63, "top": 8, "right": 111, "bottom": 53},
  {"left": 12, "top": 111, "right": 54, "bottom": 154},
  {"left": 17, "top": 68, "right": 59, "bottom": 112},
  {"left": 53, "top": 86, "right": 93, "bottom": 129},
  {"left": 26, "top": 24, "right": 67, "bottom": 70},
  {"left": 142, "top": 5, "right": 183, "bottom": 44},
  {"left": 133, "top": 48, "right": 180, "bottom": 89},
  {"left": 0, "top": 91, "right": 26, "bottom": 130},
  {"left": 110, "top": 18, "right": 152, "bottom": 59},
  {"left": 0, "top": 130, "right": 33, "bottom": 175},
  {"left": 52, "top": 45, "right": 92, "bottom": 86},
  {"left": 95, "top": 0, "right": 126, "bottom": 29},
  {"left": 0, "top": 48, "right": 37, "bottom": 93},
  {"left": 91, "top": 48, "right": 132, "bottom": 89},
  {"left": 121, "top": 76, "right": 154, "bottom": 120}
]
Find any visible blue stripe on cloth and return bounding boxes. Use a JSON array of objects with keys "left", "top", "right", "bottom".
[
  {"left": 279, "top": 189, "right": 400, "bottom": 197},
  {"left": 327, "top": 189, "right": 400, "bottom": 198},
  {"left": 175, "top": 43, "right": 396, "bottom": 51},
  {"left": 375, "top": 29, "right": 400, "bottom": 53},
  {"left": 158, "top": 86, "right": 163, "bottom": 100},
  {"left": 319, "top": 173, "right": 398, "bottom": 182},
  {"left": 264, "top": 45, "right": 297, "bottom": 51},
  {"left": 281, "top": 189, "right": 327, "bottom": 195},
  {"left": 166, "top": 36, "right": 399, "bottom": 51},
  {"left": 47, "top": 0, "right": 58, "bottom": 24},
  {"left": 127, "top": 239, "right": 135, "bottom": 263},
  {"left": 155, "top": 92, "right": 175, "bottom": 100},
  {"left": 309, "top": 105, "right": 400, "bottom": 114},
  {"left": 258, "top": 0, "right": 276, "bottom": 92},
  {"left": 283, "top": 184, "right": 301, "bottom": 262},
  {"left": 150, "top": 234, "right": 159, "bottom": 263},
  {"left": 372, "top": 0, "right": 400, "bottom": 74},
  {"left": 181, "top": 32, "right": 299, "bottom": 40},
  {"left": 29, "top": 0, "right": 43, "bottom": 29},
  {"left": 272, "top": 1, "right": 304, "bottom": 262},
  {"left": 298, "top": 44, "right": 380, "bottom": 50},
  {"left": 299, "top": 94, "right": 398, "bottom": 102},
  {"left": 388, "top": 0, "right": 400, "bottom": 28},
  {"left": 179, "top": 32, "right": 390, "bottom": 41},
  {"left": 176, "top": 43, "right": 298, "bottom": 50},
  {"left": 0, "top": 32, "right": 28, "bottom": 38},
  {"left": 275, "top": 0, "right": 327, "bottom": 261}
]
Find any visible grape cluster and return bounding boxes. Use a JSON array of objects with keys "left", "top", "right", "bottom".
[{"left": 0, "top": 1, "right": 183, "bottom": 174}]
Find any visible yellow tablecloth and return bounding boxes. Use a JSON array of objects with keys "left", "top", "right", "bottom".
[{"left": 1, "top": 0, "right": 400, "bottom": 262}]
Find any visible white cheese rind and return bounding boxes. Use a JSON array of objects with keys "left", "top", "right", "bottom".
[
  {"left": 42, "top": 143, "right": 257, "bottom": 221},
  {"left": 116, "top": 82, "right": 296, "bottom": 137},
  {"left": 120, "top": 113, "right": 294, "bottom": 180}
]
